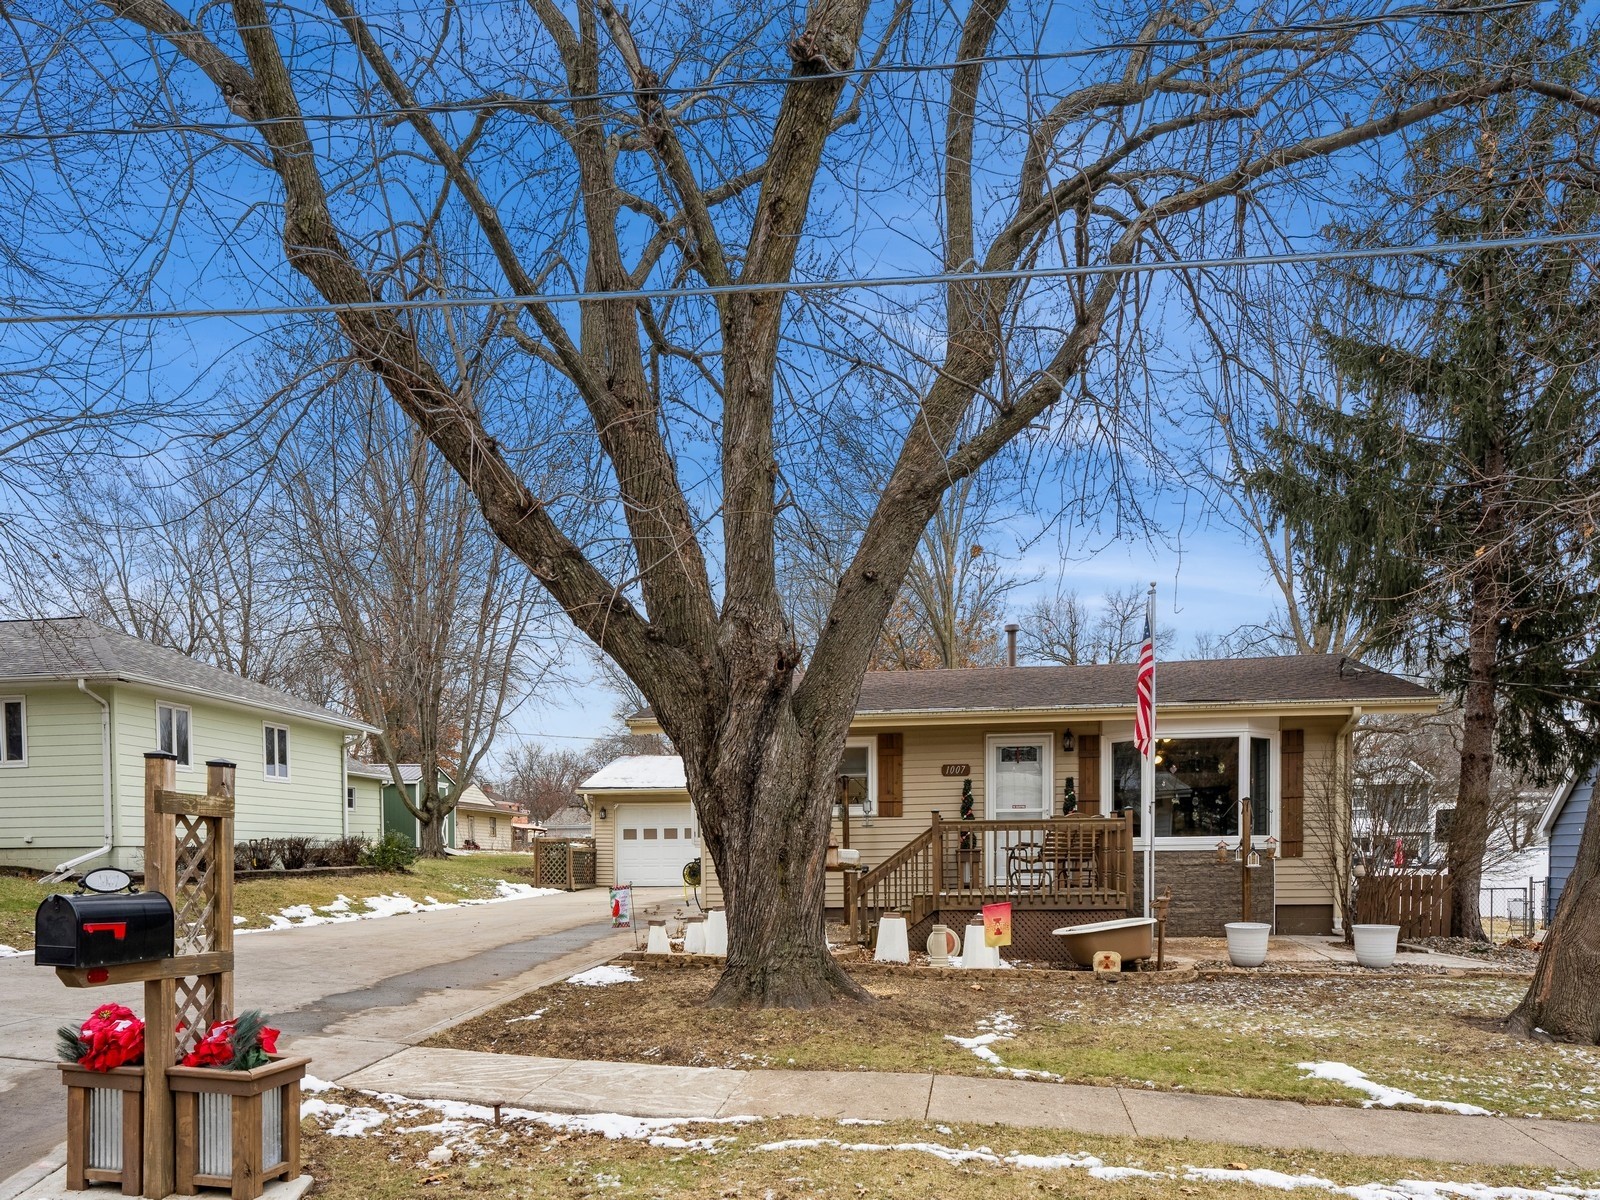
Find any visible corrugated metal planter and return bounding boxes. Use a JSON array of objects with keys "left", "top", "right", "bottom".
[
  {"left": 59, "top": 1063, "right": 144, "bottom": 1195},
  {"left": 167, "top": 1056, "right": 309, "bottom": 1200}
]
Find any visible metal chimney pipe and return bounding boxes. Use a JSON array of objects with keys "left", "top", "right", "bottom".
[{"left": 1005, "top": 622, "right": 1020, "bottom": 667}]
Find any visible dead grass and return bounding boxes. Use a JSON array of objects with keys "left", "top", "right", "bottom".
[
  {"left": 427, "top": 965, "right": 1600, "bottom": 1121},
  {"left": 0, "top": 854, "right": 541, "bottom": 951},
  {"left": 300, "top": 1085, "right": 1600, "bottom": 1200}
]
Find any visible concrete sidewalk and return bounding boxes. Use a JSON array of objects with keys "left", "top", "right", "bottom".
[{"left": 339, "top": 1045, "right": 1600, "bottom": 1171}]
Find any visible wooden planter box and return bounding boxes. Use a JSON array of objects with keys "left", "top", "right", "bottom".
[
  {"left": 60, "top": 1063, "right": 144, "bottom": 1195},
  {"left": 167, "top": 1056, "right": 309, "bottom": 1200}
]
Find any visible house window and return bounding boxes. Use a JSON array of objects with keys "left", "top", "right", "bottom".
[
  {"left": 1, "top": 697, "right": 25, "bottom": 765},
  {"left": 264, "top": 723, "right": 290, "bottom": 780},
  {"left": 346, "top": 786, "right": 356, "bottom": 810},
  {"left": 833, "top": 739, "right": 876, "bottom": 814},
  {"left": 490, "top": 817, "right": 498, "bottom": 838},
  {"left": 1111, "top": 733, "right": 1273, "bottom": 840},
  {"left": 1434, "top": 807, "right": 1456, "bottom": 841},
  {"left": 157, "top": 702, "right": 192, "bottom": 767}
]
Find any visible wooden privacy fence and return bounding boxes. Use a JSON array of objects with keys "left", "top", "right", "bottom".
[
  {"left": 1355, "top": 871, "right": 1452, "bottom": 939},
  {"left": 530, "top": 837, "right": 597, "bottom": 890}
]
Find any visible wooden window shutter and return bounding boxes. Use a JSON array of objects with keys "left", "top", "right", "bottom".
[
  {"left": 1077, "top": 734, "right": 1101, "bottom": 815},
  {"left": 876, "top": 733, "right": 904, "bottom": 817},
  {"left": 1280, "top": 729, "right": 1305, "bottom": 858}
]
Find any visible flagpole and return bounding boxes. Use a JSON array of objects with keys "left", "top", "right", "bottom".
[{"left": 1141, "top": 581, "right": 1157, "bottom": 919}]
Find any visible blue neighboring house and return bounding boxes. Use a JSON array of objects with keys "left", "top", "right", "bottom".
[{"left": 1538, "top": 765, "right": 1595, "bottom": 923}]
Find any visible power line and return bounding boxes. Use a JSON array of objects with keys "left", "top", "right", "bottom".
[
  {"left": 2, "top": 230, "right": 1594, "bottom": 327},
  {"left": 0, "top": 1, "right": 1540, "bottom": 142}
]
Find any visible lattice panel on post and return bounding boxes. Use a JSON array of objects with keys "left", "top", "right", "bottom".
[
  {"left": 174, "top": 975, "right": 219, "bottom": 1060},
  {"left": 173, "top": 815, "right": 217, "bottom": 956}
]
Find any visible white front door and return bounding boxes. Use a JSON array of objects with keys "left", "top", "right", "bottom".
[{"left": 985, "top": 735, "right": 1053, "bottom": 882}]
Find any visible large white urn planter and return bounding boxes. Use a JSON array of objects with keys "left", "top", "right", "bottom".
[
  {"left": 1352, "top": 923, "right": 1400, "bottom": 969},
  {"left": 1224, "top": 921, "right": 1271, "bottom": 967}
]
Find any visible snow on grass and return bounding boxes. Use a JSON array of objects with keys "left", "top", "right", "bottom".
[
  {"left": 944, "top": 1012, "right": 1063, "bottom": 1082},
  {"left": 566, "top": 965, "right": 642, "bottom": 987},
  {"left": 757, "top": 1139, "right": 1600, "bottom": 1198},
  {"left": 1298, "top": 1062, "right": 1493, "bottom": 1116},
  {"left": 506, "top": 1008, "right": 547, "bottom": 1024},
  {"left": 240, "top": 881, "right": 561, "bottom": 934},
  {"left": 0, "top": 944, "right": 32, "bottom": 957}
]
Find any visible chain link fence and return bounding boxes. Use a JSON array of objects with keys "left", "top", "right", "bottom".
[{"left": 1479, "top": 879, "right": 1547, "bottom": 942}]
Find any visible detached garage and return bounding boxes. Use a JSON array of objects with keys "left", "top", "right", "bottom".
[{"left": 580, "top": 755, "right": 722, "bottom": 900}]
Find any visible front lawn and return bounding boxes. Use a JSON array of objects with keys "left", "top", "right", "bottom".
[
  {"left": 427, "top": 965, "right": 1600, "bottom": 1121},
  {"left": 300, "top": 1083, "right": 1600, "bottom": 1200},
  {"left": 0, "top": 854, "right": 549, "bottom": 952}
]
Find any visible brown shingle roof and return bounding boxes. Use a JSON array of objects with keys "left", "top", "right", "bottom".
[{"left": 852, "top": 655, "right": 1434, "bottom": 714}]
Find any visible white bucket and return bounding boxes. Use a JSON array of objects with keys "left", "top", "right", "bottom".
[
  {"left": 1352, "top": 923, "right": 1400, "bottom": 969},
  {"left": 704, "top": 907, "right": 728, "bottom": 956},
  {"left": 873, "top": 914, "right": 910, "bottom": 964},
  {"left": 961, "top": 921, "right": 1001, "bottom": 968},
  {"left": 1225, "top": 921, "right": 1271, "bottom": 967}
]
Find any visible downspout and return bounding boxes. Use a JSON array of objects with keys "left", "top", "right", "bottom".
[
  {"left": 1331, "top": 705, "right": 1364, "bottom": 935},
  {"left": 43, "top": 679, "right": 114, "bottom": 881},
  {"left": 341, "top": 735, "right": 357, "bottom": 838}
]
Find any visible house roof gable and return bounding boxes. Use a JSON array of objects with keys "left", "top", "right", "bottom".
[{"left": 0, "top": 616, "right": 375, "bottom": 732}]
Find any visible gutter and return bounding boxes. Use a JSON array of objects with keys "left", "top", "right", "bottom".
[
  {"left": 1331, "top": 705, "right": 1364, "bottom": 935},
  {"left": 42, "top": 679, "right": 114, "bottom": 881}
]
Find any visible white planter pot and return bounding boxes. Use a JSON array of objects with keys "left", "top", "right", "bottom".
[
  {"left": 960, "top": 921, "right": 1001, "bottom": 968},
  {"left": 1225, "top": 921, "right": 1271, "bottom": 967},
  {"left": 873, "top": 914, "right": 910, "bottom": 964},
  {"left": 1352, "top": 923, "right": 1400, "bottom": 969},
  {"left": 704, "top": 906, "right": 728, "bottom": 956}
]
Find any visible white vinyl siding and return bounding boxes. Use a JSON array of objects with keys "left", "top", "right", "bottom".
[
  {"left": 264, "top": 724, "right": 290, "bottom": 780},
  {"left": 1, "top": 696, "right": 25, "bottom": 765},
  {"left": 156, "top": 702, "right": 192, "bottom": 768}
]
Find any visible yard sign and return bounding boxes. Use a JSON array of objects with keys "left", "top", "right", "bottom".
[
  {"left": 982, "top": 901, "right": 1012, "bottom": 948},
  {"left": 610, "top": 884, "right": 634, "bottom": 929}
]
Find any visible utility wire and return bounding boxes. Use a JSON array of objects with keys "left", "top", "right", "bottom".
[
  {"left": 0, "top": 0, "right": 1540, "bottom": 142},
  {"left": 2, "top": 230, "right": 1594, "bottom": 327}
]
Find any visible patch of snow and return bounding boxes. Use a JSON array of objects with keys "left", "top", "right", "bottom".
[
  {"left": 837, "top": 1118, "right": 887, "bottom": 1126},
  {"left": 506, "top": 1008, "right": 547, "bottom": 1024},
  {"left": 0, "top": 944, "right": 32, "bottom": 958},
  {"left": 944, "top": 1012, "right": 1063, "bottom": 1082},
  {"left": 1298, "top": 1062, "right": 1493, "bottom": 1116},
  {"left": 579, "top": 755, "right": 687, "bottom": 791},
  {"left": 240, "top": 883, "right": 561, "bottom": 936},
  {"left": 320, "top": 896, "right": 352, "bottom": 913},
  {"left": 567, "top": 965, "right": 641, "bottom": 987}
]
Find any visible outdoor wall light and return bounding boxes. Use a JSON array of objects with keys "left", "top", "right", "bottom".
[
  {"left": 597, "top": 806, "right": 608, "bottom": 820},
  {"left": 1061, "top": 730, "right": 1076, "bottom": 753}
]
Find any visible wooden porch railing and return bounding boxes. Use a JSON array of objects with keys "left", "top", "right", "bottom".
[{"left": 849, "top": 811, "right": 1135, "bottom": 943}]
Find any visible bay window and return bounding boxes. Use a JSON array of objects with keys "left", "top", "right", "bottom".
[{"left": 1110, "top": 732, "right": 1275, "bottom": 841}]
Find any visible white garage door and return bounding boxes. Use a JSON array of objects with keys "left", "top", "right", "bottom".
[{"left": 617, "top": 804, "right": 698, "bottom": 886}]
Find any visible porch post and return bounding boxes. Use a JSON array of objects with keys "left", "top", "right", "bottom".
[{"left": 930, "top": 811, "right": 943, "bottom": 899}]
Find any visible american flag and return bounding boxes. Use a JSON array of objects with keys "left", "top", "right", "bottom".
[{"left": 1134, "top": 612, "right": 1155, "bottom": 758}]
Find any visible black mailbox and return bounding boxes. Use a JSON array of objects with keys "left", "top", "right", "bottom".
[{"left": 35, "top": 892, "right": 175, "bottom": 969}]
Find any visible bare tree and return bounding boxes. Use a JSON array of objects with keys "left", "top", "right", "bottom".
[
  {"left": 1018, "top": 584, "right": 1174, "bottom": 665},
  {"left": 498, "top": 730, "right": 668, "bottom": 820},
  {"left": 6, "top": 0, "right": 1597, "bottom": 1005}
]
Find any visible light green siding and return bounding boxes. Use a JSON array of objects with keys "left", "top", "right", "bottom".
[
  {"left": 0, "top": 684, "right": 110, "bottom": 866},
  {"left": 347, "top": 775, "right": 384, "bottom": 840},
  {"left": 110, "top": 684, "right": 350, "bottom": 869}
]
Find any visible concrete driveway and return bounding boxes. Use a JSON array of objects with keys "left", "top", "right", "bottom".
[{"left": 0, "top": 885, "right": 680, "bottom": 1185}]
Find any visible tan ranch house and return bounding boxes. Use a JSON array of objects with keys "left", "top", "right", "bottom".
[{"left": 582, "top": 655, "right": 1436, "bottom": 947}]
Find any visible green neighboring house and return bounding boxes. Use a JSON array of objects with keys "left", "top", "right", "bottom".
[
  {"left": 369, "top": 763, "right": 457, "bottom": 849},
  {"left": 0, "top": 616, "right": 376, "bottom": 875}
]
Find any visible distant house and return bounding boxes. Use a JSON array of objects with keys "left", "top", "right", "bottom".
[
  {"left": 1538, "top": 766, "right": 1594, "bottom": 923},
  {"left": 542, "top": 802, "right": 594, "bottom": 840},
  {"left": 453, "top": 783, "right": 524, "bottom": 851},
  {"left": 0, "top": 616, "right": 375, "bottom": 875},
  {"left": 1352, "top": 760, "right": 1449, "bottom": 868}
]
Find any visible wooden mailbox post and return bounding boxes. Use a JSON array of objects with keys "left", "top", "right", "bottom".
[{"left": 57, "top": 752, "right": 306, "bottom": 1199}]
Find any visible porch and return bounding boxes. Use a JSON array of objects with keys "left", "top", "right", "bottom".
[{"left": 845, "top": 811, "right": 1136, "bottom": 956}]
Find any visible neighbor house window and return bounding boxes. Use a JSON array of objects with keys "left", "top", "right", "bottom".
[
  {"left": 1, "top": 697, "right": 25, "bottom": 765},
  {"left": 157, "top": 702, "right": 192, "bottom": 767},
  {"left": 490, "top": 817, "right": 498, "bottom": 838},
  {"left": 833, "top": 740, "right": 875, "bottom": 813},
  {"left": 1111, "top": 733, "right": 1274, "bottom": 840},
  {"left": 264, "top": 723, "right": 290, "bottom": 780},
  {"left": 346, "top": 787, "right": 356, "bottom": 810}
]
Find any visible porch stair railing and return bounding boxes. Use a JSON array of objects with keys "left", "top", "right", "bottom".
[{"left": 848, "top": 811, "right": 1135, "bottom": 944}]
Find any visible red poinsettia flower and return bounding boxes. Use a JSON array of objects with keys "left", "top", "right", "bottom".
[
  {"left": 259, "top": 1026, "right": 280, "bottom": 1056},
  {"left": 71, "top": 1004, "right": 145, "bottom": 1071},
  {"left": 179, "top": 1011, "right": 279, "bottom": 1069}
]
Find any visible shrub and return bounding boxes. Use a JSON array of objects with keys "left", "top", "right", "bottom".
[
  {"left": 304, "top": 841, "right": 333, "bottom": 868},
  {"left": 277, "top": 837, "right": 314, "bottom": 871},
  {"left": 361, "top": 831, "right": 417, "bottom": 872},
  {"left": 239, "top": 839, "right": 277, "bottom": 871},
  {"left": 322, "top": 836, "right": 369, "bottom": 868}
]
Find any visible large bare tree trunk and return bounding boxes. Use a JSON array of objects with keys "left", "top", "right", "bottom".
[{"left": 1508, "top": 792, "right": 1600, "bottom": 1042}]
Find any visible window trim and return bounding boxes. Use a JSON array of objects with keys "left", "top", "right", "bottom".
[
  {"left": 832, "top": 736, "right": 877, "bottom": 817},
  {"left": 1101, "top": 720, "right": 1280, "bottom": 849},
  {"left": 156, "top": 700, "right": 194, "bottom": 770},
  {"left": 0, "top": 695, "right": 26, "bottom": 767},
  {"left": 263, "top": 721, "right": 292, "bottom": 782}
]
